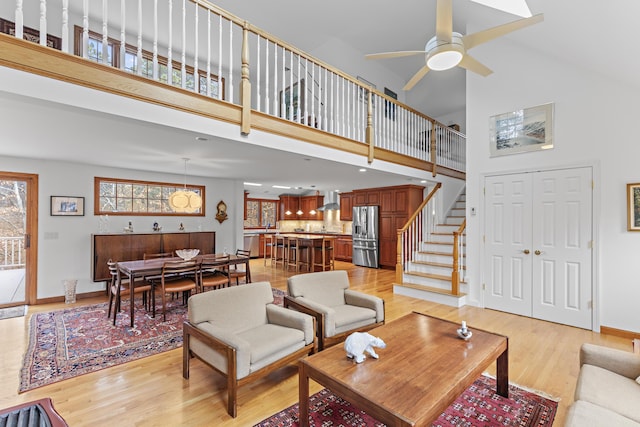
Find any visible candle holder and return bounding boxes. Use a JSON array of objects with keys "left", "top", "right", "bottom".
[{"left": 456, "top": 320, "right": 472, "bottom": 340}]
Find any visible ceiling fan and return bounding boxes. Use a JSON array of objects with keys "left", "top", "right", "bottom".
[{"left": 365, "top": 0, "right": 543, "bottom": 90}]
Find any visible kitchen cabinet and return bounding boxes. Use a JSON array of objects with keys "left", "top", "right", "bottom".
[
  {"left": 299, "top": 195, "right": 323, "bottom": 220},
  {"left": 351, "top": 184, "right": 424, "bottom": 269},
  {"left": 334, "top": 236, "right": 352, "bottom": 262},
  {"left": 91, "top": 231, "right": 215, "bottom": 282},
  {"left": 258, "top": 234, "right": 273, "bottom": 258},
  {"left": 339, "top": 192, "right": 353, "bottom": 221},
  {"left": 280, "top": 195, "right": 299, "bottom": 218}
]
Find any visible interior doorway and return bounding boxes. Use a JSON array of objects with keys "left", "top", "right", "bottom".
[
  {"left": 483, "top": 167, "right": 593, "bottom": 329},
  {"left": 0, "top": 172, "right": 38, "bottom": 308}
]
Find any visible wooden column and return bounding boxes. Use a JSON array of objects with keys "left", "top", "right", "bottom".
[
  {"left": 240, "top": 22, "right": 251, "bottom": 135},
  {"left": 366, "top": 90, "right": 374, "bottom": 164}
]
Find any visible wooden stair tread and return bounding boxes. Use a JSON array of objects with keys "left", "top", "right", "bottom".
[
  {"left": 418, "top": 250, "right": 454, "bottom": 256},
  {"left": 411, "top": 260, "right": 466, "bottom": 269},
  {"left": 405, "top": 271, "right": 450, "bottom": 281},
  {"left": 395, "top": 282, "right": 467, "bottom": 298}
]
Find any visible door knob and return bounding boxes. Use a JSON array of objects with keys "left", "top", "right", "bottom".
[
  {"left": 523, "top": 249, "right": 530, "bottom": 254},
  {"left": 535, "top": 250, "right": 542, "bottom": 255}
]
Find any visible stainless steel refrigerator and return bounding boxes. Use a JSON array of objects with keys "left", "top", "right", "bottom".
[{"left": 352, "top": 206, "right": 379, "bottom": 268}]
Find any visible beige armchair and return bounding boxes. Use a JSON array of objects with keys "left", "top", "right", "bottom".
[
  {"left": 285, "top": 270, "right": 384, "bottom": 351},
  {"left": 565, "top": 343, "right": 640, "bottom": 426},
  {"left": 182, "top": 281, "right": 315, "bottom": 418}
]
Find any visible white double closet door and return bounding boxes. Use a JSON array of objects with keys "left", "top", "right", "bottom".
[{"left": 484, "top": 167, "right": 593, "bottom": 329}]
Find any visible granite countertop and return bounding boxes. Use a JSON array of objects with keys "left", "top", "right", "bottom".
[{"left": 243, "top": 230, "right": 351, "bottom": 237}]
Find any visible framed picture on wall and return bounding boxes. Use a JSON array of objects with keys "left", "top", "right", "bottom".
[
  {"left": 489, "top": 102, "right": 554, "bottom": 157},
  {"left": 51, "top": 196, "right": 85, "bottom": 216},
  {"left": 627, "top": 183, "right": 640, "bottom": 231}
]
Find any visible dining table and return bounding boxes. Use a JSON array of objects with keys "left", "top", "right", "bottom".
[{"left": 116, "top": 253, "right": 251, "bottom": 327}]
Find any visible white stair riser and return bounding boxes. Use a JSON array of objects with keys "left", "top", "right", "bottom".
[
  {"left": 422, "top": 243, "right": 453, "bottom": 253},
  {"left": 415, "top": 252, "right": 454, "bottom": 264},
  {"left": 402, "top": 274, "right": 451, "bottom": 290},
  {"left": 444, "top": 216, "right": 465, "bottom": 225},
  {"left": 408, "top": 263, "right": 452, "bottom": 275},
  {"left": 394, "top": 285, "right": 467, "bottom": 308},
  {"left": 429, "top": 234, "right": 454, "bottom": 244}
]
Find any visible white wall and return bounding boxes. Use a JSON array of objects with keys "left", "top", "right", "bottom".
[
  {"left": 0, "top": 156, "right": 241, "bottom": 299},
  {"left": 466, "top": 37, "right": 640, "bottom": 333}
]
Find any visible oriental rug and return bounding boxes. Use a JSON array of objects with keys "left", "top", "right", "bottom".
[
  {"left": 19, "top": 288, "right": 286, "bottom": 392},
  {"left": 255, "top": 375, "right": 558, "bottom": 427}
]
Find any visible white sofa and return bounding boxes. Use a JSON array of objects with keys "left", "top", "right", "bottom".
[{"left": 565, "top": 343, "right": 640, "bottom": 426}]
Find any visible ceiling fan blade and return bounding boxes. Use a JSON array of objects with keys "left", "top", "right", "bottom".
[
  {"left": 435, "top": 0, "right": 453, "bottom": 43},
  {"left": 462, "top": 13, "right": 544, "bottom": 50},
  {"left": 403, "top": 65, "right": 431, "bottom": 91},
  {"left": 365, "top": 51, "right": 425, "bottom": 60},
  {"left": 458, "top": 54, "right": 493, "bottom": 77}
]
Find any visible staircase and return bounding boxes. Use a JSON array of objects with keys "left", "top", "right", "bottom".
[{"left": 394, "top": 191, "right": 467, "bottom": 307}]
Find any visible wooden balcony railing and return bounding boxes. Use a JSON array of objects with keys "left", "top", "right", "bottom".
[
  {"left": 452, "top": 219, "right": 466, "bottom": 295},
  {"left": 0, "top": 0, "right": 465, "bottom": 178}
]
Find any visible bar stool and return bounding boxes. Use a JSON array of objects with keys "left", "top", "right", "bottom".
[
  {"left": 273, "top": 235, "right": 286, "bottom": 269},
  {"left": 286, "top": 237, "right": 300, "bottom": 271},
  {"left": 264, "top": 234, "right": 274, "bottom": 266},
  {"left": 312, "top": 237, "right": 335, "bottom": 271}
]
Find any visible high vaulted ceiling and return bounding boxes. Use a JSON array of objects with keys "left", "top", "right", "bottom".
[{"left": 2, "top": 1, "right": 639, "bottom": 196}]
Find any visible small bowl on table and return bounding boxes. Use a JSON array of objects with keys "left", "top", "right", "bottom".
[{"left": 176, "top": 249, "right": 200, "bottom": 261}]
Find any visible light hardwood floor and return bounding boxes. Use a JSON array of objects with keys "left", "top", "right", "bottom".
[{"left": 0, "top": 260, "right": 631, "bottom": 426}]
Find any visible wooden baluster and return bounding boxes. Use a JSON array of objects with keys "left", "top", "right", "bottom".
[
  {"left": 167, "top": 0, "right": 173, "bottom": 84},
  {"left": 323, "top": 67, "right": 327, "bottom": 130},
  {"left": 217, "top": 14, "right": 222, "bottom": 100},
  {"left": 288, "top": 50, "right": 293, "bottom": 120},
  {"left": 272, "top": 42, "right": 278, "bottom": 115},
  {"left": 256, "top": 35, "right": 261, "bottom": 111},
  {"left": 240, "top": 22, "right": 251, "bottom": 135},
  {"left": 39, "top": 0, "right": 46, "bottom": 47},
  {"left": 120, "top": 0, "right": 126, "bottom": 69},
  {"left": 265, "top": 38, "right": 269, "bottom": 113},
  {"left": 205, "top": 10, "right": 210, "bottom": 96},
  {"left": 452, "top": 230, "right": 460, "bottom": 296},
  {"left": 153, "top": 0, "right": 158, "bottom": 80},
  {"left": 101, "top": 0, "right": 108, "bottom": 64},
  {"left": 310, "top": 60, "right": 315, "bottom": 127},
  {"left": 61, "top": 0, "right": 69, "bottom": 53},
  {"left": 82, "top": 0, "right": 88, "bottom": 59},
  {"left": 281, "top": 45, "right": 285, "bottom": 118},
  {"left": 137, "top": 0, "right": 143, "bottom": 74},
  {"left": 193, "top": 4, "right": 199, "bottom": 92},
  {"left": 430, "top": 121, "right": 437, "bottom": 177},
  {"left": 227, "top": 18, "right": 233, "bottom": 103},
  {"left": 329, "top": 72, "right": 334, "bottom": 133},
  {"left": 15, "top": 0, "right": 24, "bottom": 40},
  {"left": 181, "top": 0, "right": 186, "bottom": 88},
  {"left": 296, "top": 54, "right": 301, "bottom": 124}
]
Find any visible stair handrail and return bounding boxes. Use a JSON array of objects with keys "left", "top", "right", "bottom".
[
  {"left": 451, "top": 219, "right": 466, "bottom": 296},
  {"left": 395, "top": 182, "right": 442, "bottom": 284}
]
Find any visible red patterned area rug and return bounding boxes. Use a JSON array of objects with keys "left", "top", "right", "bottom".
[
  {"left": 19, "top": 288, "right": 286, "bottom": 392},
  {"left": 255, "top": 375, "right": 558, "bottom": 427}
]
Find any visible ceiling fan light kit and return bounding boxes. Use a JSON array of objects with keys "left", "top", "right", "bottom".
[{"left": 425, "top": 34, "right": 464, "bottom": 71}]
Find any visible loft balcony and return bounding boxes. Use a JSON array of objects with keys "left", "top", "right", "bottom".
[{"left": 0, "top": 1, "right": 465, "bottom": 180}]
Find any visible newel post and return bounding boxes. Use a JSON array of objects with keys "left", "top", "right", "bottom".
[
  {"left": 366, "top": 90, "right": 374, "bottom": 164},
  {"left": 451, "top": 230, "right": 460, "bottom": 296},
  {"left": 240, "top": 22, "right": 251, "bottom": 135},
  {"left": 396, "top": 229, "right": 403, "bottom": 284}
]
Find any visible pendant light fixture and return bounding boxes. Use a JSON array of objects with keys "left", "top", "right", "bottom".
[{"left": 168, "top": 158, "right": 202, "bottom": 213}]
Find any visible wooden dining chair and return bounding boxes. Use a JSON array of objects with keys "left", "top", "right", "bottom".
[
  {"left": 158, "top": 260, "right": 198, "bottom": 321},
  {"left": 199, "top": 255, "right": 231, "bottom": 292},
  {"left": 107, "top": 260, "right": 152, "bottom": 326},
  {"left": 229, "top": 249, "right": 251, "bottom": 285}
]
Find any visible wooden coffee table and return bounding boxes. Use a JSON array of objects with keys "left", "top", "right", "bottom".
[{"left": 298, "top": 312, "right": 508, "bottom": 427}]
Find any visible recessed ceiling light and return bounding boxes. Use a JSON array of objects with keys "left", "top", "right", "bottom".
[
  {"left": 420, "top": 180, "right": 427, "bottom": 183},
  {"left": 272, "top": 185, "right": 291, "bottom": 189},
  {"left": 195, "top": 136, "right": 209, "bottom": 141},
  {"left": 244, "top": 182, "right": 262, "bottom": 187},
  {"left": 359, "top": 168, "right": 367, "bottom": 172}
]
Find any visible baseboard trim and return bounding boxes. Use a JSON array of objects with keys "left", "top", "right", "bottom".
[
  {"left": 600, "top": 325, "right": 640, "bottom": 341},
  {"left": 35, "top": 290, "right": 106, "bottom": 305}
]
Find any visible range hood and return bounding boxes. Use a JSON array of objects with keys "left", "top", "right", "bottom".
[{"left": 317, "top": 191, "right": 340, "bottom": 211}]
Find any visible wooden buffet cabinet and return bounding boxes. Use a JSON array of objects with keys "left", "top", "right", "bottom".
[
  {"left": 91, "top": 231, "right": 216, "bottom": 282},
  {"left": 340, "top": 184, "right": 424, "bottom": 269}
]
